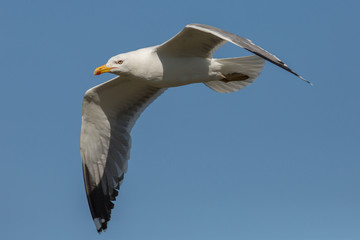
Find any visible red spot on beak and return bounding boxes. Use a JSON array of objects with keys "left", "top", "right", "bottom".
[{"left": 94, "top": 65, "right": 113, "bottom": 76}]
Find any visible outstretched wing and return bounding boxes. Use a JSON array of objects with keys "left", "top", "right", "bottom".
[
  {"left": 80, "top": 76, "right": 166, "bottom": 233},
  {"left": 157, "top": 23, "right": 309, "bottom": 84}
]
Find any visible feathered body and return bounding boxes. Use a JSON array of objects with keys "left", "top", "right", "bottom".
[{"left": 82, "top": 23, "right": 307, "bottom": 233}]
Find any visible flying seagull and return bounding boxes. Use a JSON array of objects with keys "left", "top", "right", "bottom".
[{"left": 80, "top": 23, "right": 309, "bottom": 233}]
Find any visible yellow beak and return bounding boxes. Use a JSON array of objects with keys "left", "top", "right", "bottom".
[{"left": 94, "top": 65, "right": 113, "bottom": 76}]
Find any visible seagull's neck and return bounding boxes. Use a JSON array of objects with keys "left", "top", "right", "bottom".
[{"left": 124, "top": 47, "right": 164, "bottom": 82}]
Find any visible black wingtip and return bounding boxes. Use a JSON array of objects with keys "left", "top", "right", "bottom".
[
  {"left": 94, "top": 217, "right": 108, "bottom": 234},
  {"left": 298, "top": 75, "right": 313, "bottom": 86}
]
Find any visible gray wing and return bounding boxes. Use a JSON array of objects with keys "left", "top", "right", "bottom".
[
  {"left": 80, "top": 76, "right": 166, "bottom": 233},
  {"left": 158, "top": 23, "right": 309, "bottom": 84}
]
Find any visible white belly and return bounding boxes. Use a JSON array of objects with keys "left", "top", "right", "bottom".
[{"left": 145, "top": 57, "right": 220, "bottom": 88}]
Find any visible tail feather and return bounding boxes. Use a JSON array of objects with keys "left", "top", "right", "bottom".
[{"left": 205, "top": 55, "right": 265, "bottom": 93}]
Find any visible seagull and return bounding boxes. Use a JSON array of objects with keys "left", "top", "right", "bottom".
[{"left": 80, "top": 23, "right": 309, "bottom": 233}]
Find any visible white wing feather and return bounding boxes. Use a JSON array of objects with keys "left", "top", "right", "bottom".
[
  {"left": 158, "top": 23, "right": 309, "bottom": 83},
  {"left": 80, "top": 76, "right": 166, "bottom": 232}
]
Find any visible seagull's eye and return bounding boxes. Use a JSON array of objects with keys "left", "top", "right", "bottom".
[{"left": 117, "top": 60, "right": 124, "bottom": 64}]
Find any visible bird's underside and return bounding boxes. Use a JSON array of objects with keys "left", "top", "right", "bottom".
[{"left": 81, "top": 23, "right": 308, "bottom": 233}]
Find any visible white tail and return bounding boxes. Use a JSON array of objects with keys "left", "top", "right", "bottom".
[{"left": 204, "top": 55, "right": 265, "bottom": 93}]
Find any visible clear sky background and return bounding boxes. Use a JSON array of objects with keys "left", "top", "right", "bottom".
[{"left": 1, "top": 0, "right": 359, "bottom": 239}]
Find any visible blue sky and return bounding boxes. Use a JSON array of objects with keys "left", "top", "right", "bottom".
[{"left": 1, "top": 0, "right": 359, "bottom": 239}]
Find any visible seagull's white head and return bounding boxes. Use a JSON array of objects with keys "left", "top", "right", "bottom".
[
  {"left": 93, "top": 47, "right": 159, "bottom": 80},
  {"left": 93, "top": 53, "right": 130, "bottom": 76}
]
